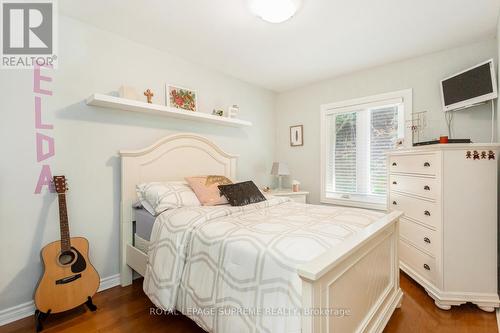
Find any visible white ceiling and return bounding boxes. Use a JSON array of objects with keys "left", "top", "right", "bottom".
[{"left": 60, "top": 0, "right": 500, "bottom": 92}]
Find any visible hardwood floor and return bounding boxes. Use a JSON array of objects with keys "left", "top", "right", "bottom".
[
  {"left": 0, "top": 272, "right": 497, "bottom": 333},
  {"left": 386, "top": 272, "right": 498, "bottom": 333}
]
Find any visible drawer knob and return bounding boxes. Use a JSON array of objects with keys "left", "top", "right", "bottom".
[
  {"left": 424, "top": 162, "right": 431, "bottom": 167},
  {"left": 424, "top": 237, "right": 431, "bottom": 244},
  {"left": 423, "top": 264, "right": 431, "bottom": 271},
  {"left": 424, "top": 210, "right": 431, "bottom": 216},
  {"left": 392, "top": 201, "right": 397, "bottom": 205},
  {"left": 424, "top": 185, "right": 430, "bottom": 191},
  {"left": 392, "top": 162, "right": 397, "bottom": 166},
  {"left": 392, "top": 181, "right": 397, "bottom": 185}
]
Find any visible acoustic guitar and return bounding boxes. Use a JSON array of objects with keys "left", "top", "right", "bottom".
[{"left": 34, "top": 176, "right": 100, "bottom": 317}]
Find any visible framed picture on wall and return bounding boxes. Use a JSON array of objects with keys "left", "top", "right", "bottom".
[
  {"left": 166, "top": 84, "right": 197, "bottom": 112},
  {"left": 290, "top": 125, "right": 303, "bottom": 146}
]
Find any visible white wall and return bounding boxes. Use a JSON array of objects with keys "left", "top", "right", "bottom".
[
  {"left": 0, "top": 16, "right": 276, "bottom": 311},
  {"left": 496, "top": 12, "right": 500, "bottom": 294},
  {"left": 275, "top": 38, "right": 498, "bottom": 204},
  {"left": 496, "top": 15, "right": 500, "bottom": 139}
]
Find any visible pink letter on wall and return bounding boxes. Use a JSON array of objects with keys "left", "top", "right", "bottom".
[
  {"left": 34, "top": 65, "right": 53, "bottom": 96},
  {"left": 36, "top": 133, "right": 55, "bottom": 162},
  {"left": 35, "top": 96, "right": 53, "bottom": 129},
  {"left": 34, "top": 165, "right": 53, "bottom": 194},
  {"left": 33, "top": 65, "right": 55, "bottom": 195}
]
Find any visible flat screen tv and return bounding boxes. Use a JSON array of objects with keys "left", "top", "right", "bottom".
[{"left": 440, "top": 59, "right": 497, "bottom": 112}]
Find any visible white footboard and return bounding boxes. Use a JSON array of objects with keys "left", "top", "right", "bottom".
[{"left": 298, "top": 211, "right": 403, "bottom": 333}]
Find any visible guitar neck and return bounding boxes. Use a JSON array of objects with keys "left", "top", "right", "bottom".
[{"left": 58, "top": 193, "right": 71, "bottom": 252}]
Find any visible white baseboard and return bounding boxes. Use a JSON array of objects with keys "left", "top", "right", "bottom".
[
  {"left": 0, "top": 274, "right": 121, "bottom": 327},
  {"left": 0, "top": 301, "right": 36, "bottom": 328},
  {"left": 98, "top": 274, "right": 121, "bottom": 292}
]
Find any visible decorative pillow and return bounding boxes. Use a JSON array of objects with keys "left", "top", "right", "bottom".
[
  {"left": 185, "top": 175, "right": 233, "bottom": 206},
  {"left": 218, "top": 181, "right": 267, "bottom": 207},
  {"left": 136, "top": 182, "right": 201, "bottom": 215}
]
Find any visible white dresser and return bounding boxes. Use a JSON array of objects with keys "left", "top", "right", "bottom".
[{"left": 387, "top": 144, "right": 500, "bottom": 311}]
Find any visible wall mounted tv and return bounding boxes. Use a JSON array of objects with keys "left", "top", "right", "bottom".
[{"left": 440, "top": 59, "right": 497, "bottom": 112}]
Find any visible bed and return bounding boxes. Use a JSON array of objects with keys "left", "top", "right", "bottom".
[{"left": 119, "top": 133, "right": 403, "bottom": 333}]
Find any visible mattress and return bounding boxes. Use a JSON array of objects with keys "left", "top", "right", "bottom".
[{"left": 133, "top": 206, "right": 155, "bottom": 241}]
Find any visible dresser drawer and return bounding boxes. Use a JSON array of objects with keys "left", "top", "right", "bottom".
[
  {"left": 389, "top": 175, "right": 438, "bottom": 200},
  {"left": 389, "top": 193, "right": 439, "bottom": 229},
  {"left": 389, "top": 153, "right": 438, "bottom": 175},
  {"left": 270, "top": 192, "right": 308, "bottom": 204},
  {"left": 400, "top": 239, "right": 437, "bottom": 284},
  {"left": 400, "top": 218, "right": 438, "bottom": 256},
  {"left": 288, "top": 195, "right": 307, "bottom": 204}
]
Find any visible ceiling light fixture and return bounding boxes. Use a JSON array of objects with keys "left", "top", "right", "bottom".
[{"left": 249, "top": 0, "right": 301, "bottom": 24}]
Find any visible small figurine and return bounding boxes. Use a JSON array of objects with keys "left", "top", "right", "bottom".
[
  {"left": 481, "top": 151, "right": 487, "bottom": 159},
  {"left": 488, "top": 150, "right": 496, "bottom": 160},
  {"left": 144, "top": 89, "right": 154, "bottom": 104},
  {"left": 465, "top": 151, "right": 472, "bottom": 159},
  {"left": 228, "top": 104, "right": 239, "bottom": 118},
  {"left": 212, "top": 109, "right": 224, "bottom": 117},
  {"left": 473, "top": 150, "right": 480, "bottom": 160}
]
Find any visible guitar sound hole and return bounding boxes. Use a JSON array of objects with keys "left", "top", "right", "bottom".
[{"left": 59, "top": 251, "right": 75, "bottom": 265}]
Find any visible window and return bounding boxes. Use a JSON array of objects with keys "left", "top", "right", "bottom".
[{"left": 321, "top": 90, "right": 411, "bottom": 210}]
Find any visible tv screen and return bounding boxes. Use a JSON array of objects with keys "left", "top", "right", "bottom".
[{"left": 441, "top": 60, "right": 497, "bottom": 111}]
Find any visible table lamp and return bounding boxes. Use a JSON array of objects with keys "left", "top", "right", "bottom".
[{"left": 270, "top": 162, "right": 290, "bottom": 191}]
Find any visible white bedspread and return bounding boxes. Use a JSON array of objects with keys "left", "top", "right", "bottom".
[{"left": 144, "top": 197, "right": 385, "bottom": 333}]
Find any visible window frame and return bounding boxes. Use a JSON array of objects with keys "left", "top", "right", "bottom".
[{"left": 320, "top": 89, "right": 412, "bottom": 211}]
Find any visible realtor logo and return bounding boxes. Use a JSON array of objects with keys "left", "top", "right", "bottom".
[{"left": 1, "top": 0, "right": 57, "bottom": 68}]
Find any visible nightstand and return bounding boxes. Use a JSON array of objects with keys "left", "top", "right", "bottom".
[{"left": 268, "top": 190, "right": 309, "bottom": 204}]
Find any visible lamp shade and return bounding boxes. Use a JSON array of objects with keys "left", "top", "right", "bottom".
[{"left": 270, "top": 162, "right": 290, "bottom": 176}]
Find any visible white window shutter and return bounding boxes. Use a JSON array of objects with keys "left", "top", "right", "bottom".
[
  {"left": 333, "top": 112, "right": 357, "bottom": 193},
  {"left": 369, "top": 106, "right": 399, "bottom": 195}
]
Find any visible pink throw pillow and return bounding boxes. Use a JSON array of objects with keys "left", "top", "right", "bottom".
[{"left": 185, "top": 175, "right": 233, "bottom": 206}]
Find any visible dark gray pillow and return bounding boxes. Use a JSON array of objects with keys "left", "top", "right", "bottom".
[{"left": 218, "top": 181, "right": 266, "bottom": 206}]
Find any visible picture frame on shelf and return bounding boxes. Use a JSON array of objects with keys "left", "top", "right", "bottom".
[
  {"left": 165, "top": 84, "right": 197, "bottom": 112},
  {"left": 118, "top": 85, "right": 140, "bottom": 101},
  {"left": 290, "top": 125, "right": 303, "bottom": 146}
]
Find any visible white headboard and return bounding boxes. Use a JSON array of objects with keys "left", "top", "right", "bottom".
[{"left": 119, "top": 133, "right": 238, "bottom": 285}]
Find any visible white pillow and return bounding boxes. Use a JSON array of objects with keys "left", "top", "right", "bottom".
[{"left": 136, "top": 182, "right": 201, "bottom": 215}]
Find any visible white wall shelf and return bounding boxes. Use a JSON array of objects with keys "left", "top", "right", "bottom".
[{"left": 86, "top": 93, "right": 252, "bottom": 127}]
